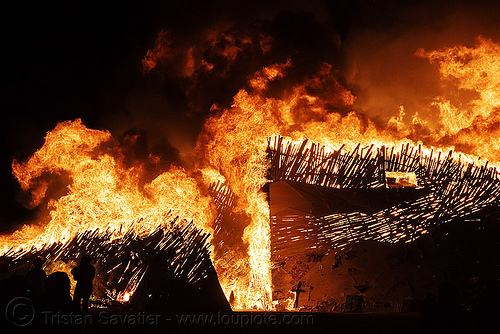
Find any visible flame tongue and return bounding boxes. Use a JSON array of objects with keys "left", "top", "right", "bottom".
[
  {"left": 238, "top": 191, "right": 272, "bottom": 309},
  {"left": 200, "top": 91, "right": 279, "bottom": 309},
  {"left": 3, "top": 119, "right": 215, "bottom": 251},
  {"left": 415, "top": 37, "right": 500, "bottom": 162}
]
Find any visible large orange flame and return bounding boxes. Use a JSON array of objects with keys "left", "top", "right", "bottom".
[
  {"left": 417, "top": 37, "right": 500, "bottom": 162},
  {"left": 2, "top": 119, "right": 214, "bottom": 251}
]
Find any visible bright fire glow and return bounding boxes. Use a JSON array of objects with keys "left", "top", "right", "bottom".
[
  {"left": 3, "top": 34, "right": 500, "bottom": 311},
  {"left": 2, "top": 119, "right": 215, "bottom": 251},
  {"left": 118, "top": 291, "right": 131, "bottom": 303}
]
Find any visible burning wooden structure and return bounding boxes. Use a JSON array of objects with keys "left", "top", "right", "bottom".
[
  {"left": 3, "top": 134, "right": 500, "bottom": 313},
  {"left": 0, "top": 218, "right": 230, "bottom": 312},
  {"left": 267, "top": 136, "right": 500, "bottom": 253},
  {"left": 204, "top": 136, "right": 500, "bottom": 311},
  {"left": 264, "top": 136, "right": 500, "bottom": 311}
]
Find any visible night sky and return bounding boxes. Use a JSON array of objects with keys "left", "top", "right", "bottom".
[{"left": 2, "top": 0, "right": 500, "bottom": 233}]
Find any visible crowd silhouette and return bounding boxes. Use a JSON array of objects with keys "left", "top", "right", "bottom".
[
  {"left": 0, "top": 255, "right": 95, "bottom": 330},
  {"left": 1, "top": 254, "right": 500, "bottom": 332}
]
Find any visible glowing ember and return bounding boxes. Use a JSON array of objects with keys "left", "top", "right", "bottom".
[
  {"left": 118, "top": 291, "right": 131, "bottom": 303},
  {"left": 385, "top": 171, "right": 417, "bottom": 188}
]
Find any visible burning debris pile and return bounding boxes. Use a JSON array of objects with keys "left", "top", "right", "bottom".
[
  {"left": 267, "top": 136, "right": 500, "bottom": 252},
  {"left": 0, "top": 218, "right": 229, "bottom": 311}
]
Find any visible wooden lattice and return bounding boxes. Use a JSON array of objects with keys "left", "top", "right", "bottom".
[
  {"left": 267, "top": 136, "right": 500, "bottom": 249},
  {"left": 1, "top": 218, "right": 212, "bottom": 305}
]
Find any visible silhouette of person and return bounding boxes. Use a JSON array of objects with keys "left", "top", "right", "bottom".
[
  {"left": 35, "top": 271, "right": 72, "bottom": 313},
  {"left": 71, "top": 256, "right": 95, "bottom": 313},
  {"left": 26, "top": 256, "right": 47, "bottom": 296}
]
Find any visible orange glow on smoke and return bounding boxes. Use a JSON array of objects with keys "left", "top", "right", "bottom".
[
  {"left": 417, "top": 37, "right": 500, "bottom": 162},
  {"left": 142, "top": 30, "right": 172, "bottom": 75}
]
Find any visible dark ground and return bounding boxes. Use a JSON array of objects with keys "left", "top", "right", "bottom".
[{"left": 4, "top": 309, "right": 422, "bottom": 334}]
